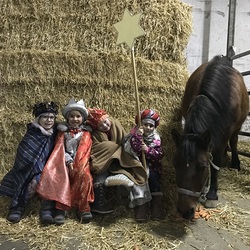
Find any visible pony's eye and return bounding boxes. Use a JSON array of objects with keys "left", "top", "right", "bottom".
[{"left": 199, "top": 163, "right": 209, "bottom": 171}]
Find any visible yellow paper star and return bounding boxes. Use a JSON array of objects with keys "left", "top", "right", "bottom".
[{"left": 114, "top": 9, "right": 145, "bottom": 49}]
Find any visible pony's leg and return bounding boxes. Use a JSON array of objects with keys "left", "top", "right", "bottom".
[
  {"left": 205, "top": 165, "right": 218, "bottom": 208},
  {"left": 205, "top": 152, "right": 223, "bottom": 208},
  {"left": 206, "top": 165, "right": 218, "bottom": 200},
  {"left": 229, "top": 132, "right": 241, "bottom": 170}
]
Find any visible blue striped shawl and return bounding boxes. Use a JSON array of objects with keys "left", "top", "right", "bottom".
[{"left": 0, "top": 123, "right": 57, "bottom": 209}]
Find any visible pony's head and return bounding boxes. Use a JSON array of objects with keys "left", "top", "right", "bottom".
[{"left": 171, "top": 129, "right": 212, "bottom": 220}]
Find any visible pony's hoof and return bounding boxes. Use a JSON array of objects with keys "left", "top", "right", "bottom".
[
  {"left": 229, "top": 165, "right": 240, "bottom": 171},
  {"left": 204, "top": 199, "right": 218, "bottom": 208}
]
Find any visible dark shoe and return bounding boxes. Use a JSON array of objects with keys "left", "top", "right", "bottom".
[
  {"left": 150, "top": 192, "right": 165, "bottom": 220},
  {"left": 40, "top": 210, "right": 54, "bottom": 224},
  {"left": 7, "top": 209, "right": 22, "bottom": 223},
  {"left": 91, "top": 205, "right": 114, "bottom": 214},
  {"left": 77, "top": 211, "right": 93, "bottom": 223},
  {"left": 91, "top": 200, "right": 114, "bottom": 214},
  {"left": 115, "top": 185, "right": 131, "bottom": 207},
  {"left": 40, "top": 199, "right": 55, "bottom": 224},
  {"left": 54, "top": 209, "right": 65, "bottom": 225},
  {"left": 134, "top": 203, "right": 149, "bottom": 222},
  {"left": 91, "top": 185, "right": 114, "bottom": 214}
]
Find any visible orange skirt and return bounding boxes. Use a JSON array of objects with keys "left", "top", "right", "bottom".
[{"left": 37, "top": 131, "right": 94, "bottom": 212}]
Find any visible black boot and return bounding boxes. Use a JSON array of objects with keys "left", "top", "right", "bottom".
[
  {"left": 54, "top": 209, "right": 66, "bottom": 225},
  {"left": 91, "top": 184, "right": 114, "bottom": 214},
  {"left": 150, "top": 192, "right": 165, "bottom": 220},
  {"left": 40, "top": 200, "right": 55, "bottom": 225},
  {"left": 115, "top": 185, "right": 131, "bottom": 207},
  {"left": 77, "top": 211, "right": 93, "bottom": 224},
  {"left": 134, "top": 202, "right": 149, "bottom": 222},
  {"left": 7, "top": 205, "right": 25, "bottom": 223}
]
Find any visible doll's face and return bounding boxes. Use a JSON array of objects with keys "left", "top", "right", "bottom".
[
  {"left": 97, "top": 118, "right": 111, "bottom": 132},
  {"left": 38, "top": 112, "right": 55, "bottom": 130},
  {"left": 67, "top": 110, "right": 83, "bottom": 128},
  {"left": 142, "top": 121, "right": 154, "bottom": 136}
]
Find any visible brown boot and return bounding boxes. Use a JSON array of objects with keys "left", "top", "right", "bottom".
[
  {"left": 134, "top": 203, "right": 149, "bottom": 222},
  {"left": 150, "top": 192, "right": 165, "bottom": 220}
]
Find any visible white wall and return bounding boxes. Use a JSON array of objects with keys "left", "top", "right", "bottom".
[
  {"left": 183, "top": 0, "right": 250, "bottom": 88},
  {"left": 182, "top": 0, "right": 250, "bottom": 138}
]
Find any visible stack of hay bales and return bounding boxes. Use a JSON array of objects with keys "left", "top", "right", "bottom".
[{"left": 0, "top": 0, "right": 192, "bottom": 211}]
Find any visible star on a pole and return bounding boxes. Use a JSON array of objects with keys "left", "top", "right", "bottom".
[{"left": 114, "top": 9, "right": 145, "bottom": 49}]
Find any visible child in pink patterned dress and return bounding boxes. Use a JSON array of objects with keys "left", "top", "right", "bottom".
[{"left": 123, "top": 109, "right": 165, "bottom": 221}]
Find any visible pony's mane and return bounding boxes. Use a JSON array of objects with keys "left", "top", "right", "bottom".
[
  {"left": 185, "top": 95, "right": 215, "bottom": 130},
  {"left": 181, "top": 133, "right": 199, "bottom": 160},
  {"left": 184, "top": 55, "right": 234, "bottom": 146},
  {"left": 199, "top": 56, "right": 232, "bottom": 108}
]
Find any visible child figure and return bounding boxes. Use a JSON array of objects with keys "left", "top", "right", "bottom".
[
  {"left": 37, "top": 99, "right": 94, "bottom": 224},
  {"left": 124, "top": 109, "right": 165, "bottom": 221},
  {"left": 0, "top": 101, "right": 58, "bottom": 223},
  {"left": 86, "top": 108, "right": 149, "bottom": 215}
]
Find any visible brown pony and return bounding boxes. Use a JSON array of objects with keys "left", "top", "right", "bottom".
[{"left": 171, "top": 55, "right": 249, "bottom": 220}]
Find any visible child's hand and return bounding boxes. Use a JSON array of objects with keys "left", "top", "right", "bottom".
[
  {"left": 68, "top": 162, "right": 74, "bottom": 171},
  {"left": 141, "top": 143, "right": 148, "bottom": 152},
  {"left": 137, "top": 126, "right": 144, "bottom": 135}
]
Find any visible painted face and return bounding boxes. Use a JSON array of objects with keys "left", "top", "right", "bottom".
[
  {"left": 97, "top": 118, "right": 111, "bottom": 132},
  {"left": 142, "top": 122, "right": 154, "bottom": 136},
  {"left": 38, "top": 112, "right": 55, "bottom": 130},
  {"left": 67, "top": 110, "right": 83, "bottom": 128}
]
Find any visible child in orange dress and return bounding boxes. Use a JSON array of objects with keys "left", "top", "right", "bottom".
[{"left": 37, "top": 99, "right": 94, "bottom": 224}]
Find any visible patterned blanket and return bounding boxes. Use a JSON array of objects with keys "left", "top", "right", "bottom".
[{"left": 0, "top": 123, "right": 56, "bottom": 209}]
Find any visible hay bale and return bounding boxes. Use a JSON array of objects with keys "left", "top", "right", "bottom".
[
  {"left": 0, "top": 0, "right": 192, "bottom": 62},
  {"left": 0, "top": 0, "right": 194, "bottom": 248},
  {"left": 0, "top": 0, "right": 192, "bottom": 210}
]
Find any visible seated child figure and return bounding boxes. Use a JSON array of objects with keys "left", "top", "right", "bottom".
[
  {"left": 87, "top": 108, "right": 149, "bottom": 215},
  {"left": 37, "top": 99, "right": 94, "bottom": 224},
  {"left": 124, "top": 109, "right": 165, "bottom": 221},
  {"left": 0, "top": 101, "right": 58, "bottom": 223}
]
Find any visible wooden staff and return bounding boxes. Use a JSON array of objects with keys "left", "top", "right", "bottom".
[
  {"left": 131, "top": 47, "right": 146, "bottom": 168},
  {"left": 114, "top": 9, "right": 146, "bottom": 168}
]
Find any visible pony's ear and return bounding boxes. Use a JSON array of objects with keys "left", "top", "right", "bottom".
[
  {"left": 200, "top": 130, "right": 211, "bottom": 149},
  {"left": 171, "top": 128, "right": 181, "bottom": 147}
]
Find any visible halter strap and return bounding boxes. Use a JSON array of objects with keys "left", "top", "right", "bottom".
[
  {"left": 176, "top": 153, "right": 220, "bottom": 200},
  {"left": 176, "top": 187, "right": 201, "bottom": 198}
]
